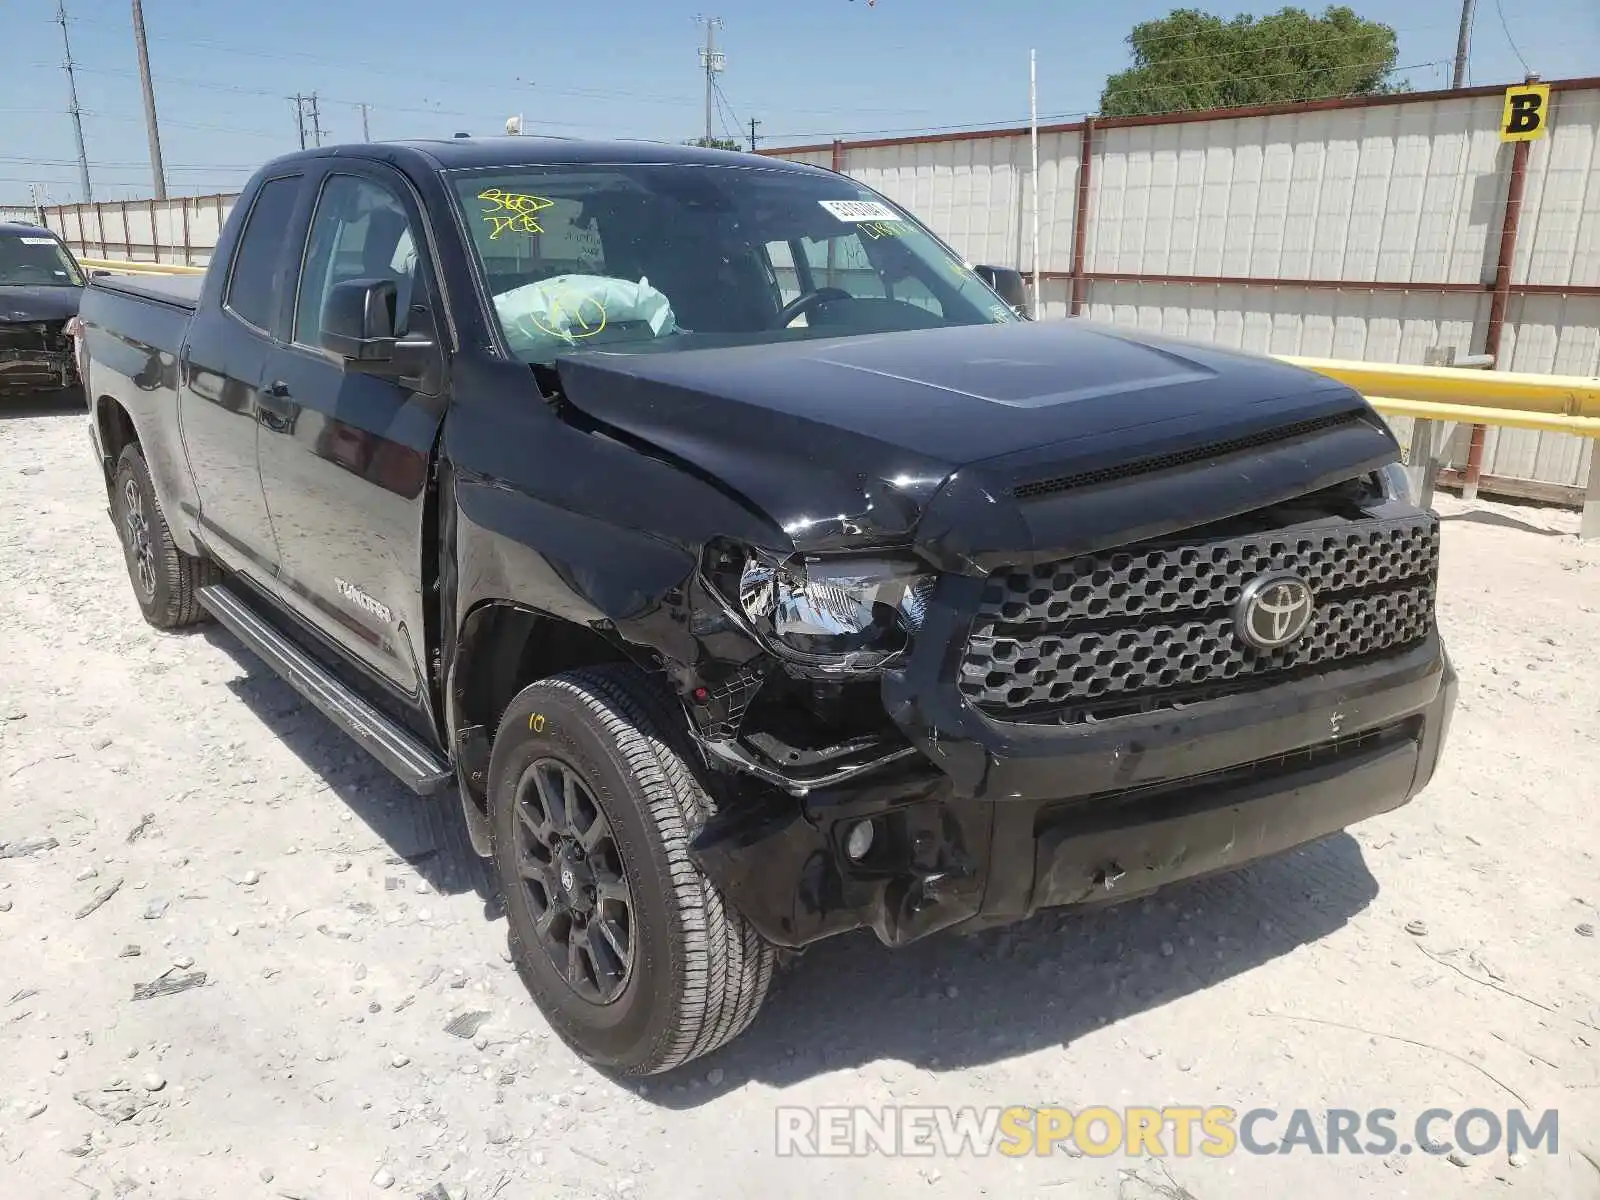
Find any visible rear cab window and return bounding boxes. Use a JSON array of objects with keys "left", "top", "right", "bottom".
[{"left": 224, "top": 176, "right": 302, "bottom": 332}]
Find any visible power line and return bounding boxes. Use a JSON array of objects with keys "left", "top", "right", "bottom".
[
  {"left": 47, "top": 12, "right": 946, "bottom": 117},
  {"left": 766, "top": 56, "right": 1445, "bottom": 141},
  {"left": 1493, "top": 0, "right": 1532, "bottom": 76},
  {"left": 0, "top": 155, "right": 255, "bottom": 170}
]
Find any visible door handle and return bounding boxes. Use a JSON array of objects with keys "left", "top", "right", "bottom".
[{"left": 258, "top": 380, "right": 296, "bottom": 433}]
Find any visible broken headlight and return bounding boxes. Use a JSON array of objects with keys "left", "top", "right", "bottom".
[
  {"left": 1378, "top": 461, "right": 1418, "bottom": 506},
  {"left": 730, "top": 552, "right": 935, "bottom": 673}
]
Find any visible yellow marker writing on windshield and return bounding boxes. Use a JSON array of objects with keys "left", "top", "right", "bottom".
[
  {"left": 479, "top": 189, "right": 556, "bottom": 239},
  {"left": 859, "top": 220, "right": 907, "bottom": 241}
]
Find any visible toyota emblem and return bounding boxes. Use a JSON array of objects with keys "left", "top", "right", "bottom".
[{"left": 1234, "top": 572, "right": 1314, "bottom": 650}]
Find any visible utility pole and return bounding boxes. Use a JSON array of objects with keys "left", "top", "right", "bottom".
[
  {"left": 308, "top": 92, "right": 324, "bottom": 147},
  {"left": 293, "top": 94, "right": 307, "bottom": 150},
  {"left": 359, "top": 102, "right": 371, "bottom": 142},
  {"left": 696, "top": 15, "right": 724, "bottom": 146},
  {"left": 1451, "top": 0, "right": 1476, "bottom": 88},
  {"left": 131, "top": 0, "right": 167, "bottom": 199},
  {"left": 748, "top": 117, "right": 760, "bottom": 152},
  {"left": 1030, "top": 48, "right": 1040, "bottom": 315},
  {"left": 55, "top": 0, "right": 92, "bottom": 203}
]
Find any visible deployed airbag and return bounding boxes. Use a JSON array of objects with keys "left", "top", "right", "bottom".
[{"left": 492, "top": 274, "right": 676, "bottom": 354}]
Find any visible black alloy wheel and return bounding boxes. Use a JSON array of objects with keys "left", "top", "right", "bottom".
[{"left": 513, "top": 757, "right": 635, "bottom": 1004}]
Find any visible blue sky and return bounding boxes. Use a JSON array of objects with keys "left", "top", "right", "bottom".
[{"left": 4, "top": 0, "right": 1596, "bottom": 205}]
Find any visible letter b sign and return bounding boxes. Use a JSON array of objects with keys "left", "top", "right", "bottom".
[{"left": 1501, "top": 84, "right": 1551, "bottom": 142}]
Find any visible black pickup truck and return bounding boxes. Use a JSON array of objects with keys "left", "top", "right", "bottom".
[{"left": 79, "top": 138, "right": 1455, "bottom": 1075}]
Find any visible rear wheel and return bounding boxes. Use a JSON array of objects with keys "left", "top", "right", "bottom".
[
  {"left": 112, "top": 443, "right": 218, "bottom": 630},
  {"left": 489, "top": 665, "right": 774, "bottom": 1075}
]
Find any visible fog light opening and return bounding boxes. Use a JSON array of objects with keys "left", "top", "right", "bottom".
[{"left": 844, "top": 819, "right": 876, "bottom": 863}]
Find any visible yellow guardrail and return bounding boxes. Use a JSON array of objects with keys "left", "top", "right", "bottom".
[
  {"left": 81, "top": 257, "right": 205, "bottom": 276},
  {"left": 1281, "top": 355, "right": 1600, "bottom": 436},
  {"left": 1282, "top": 353, "right": 1600, "bottom": 537},
  {"left": 1362, "top": 397, "right": 1600, "bottom": 438}
]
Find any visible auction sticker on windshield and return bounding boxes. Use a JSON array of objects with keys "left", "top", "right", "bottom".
[{"left": 819, "top": 200, "right": 901, "bottom": 222}]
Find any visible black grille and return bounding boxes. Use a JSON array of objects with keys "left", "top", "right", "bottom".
[
  {"left": 960, "top": 514, "right": 1438, "bottom": 720},
  {"left": 1012, "top": 412, "right": 1366, "bottom": 501}
]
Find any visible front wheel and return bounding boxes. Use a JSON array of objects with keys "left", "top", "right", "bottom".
[{"left": 489, "top": 665, "right": 775, "bottom": 1075}]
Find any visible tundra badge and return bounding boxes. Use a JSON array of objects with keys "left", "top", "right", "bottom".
[{"left": 335, "top": 579, "right": 393, "bottom": 624}]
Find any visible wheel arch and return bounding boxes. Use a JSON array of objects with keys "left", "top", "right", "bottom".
[
  {"left": 95, "top": 394, "right": 138, "bottom": 483},
  {"left": 447, "top": 598, "right": 657, "bottom": 852}
]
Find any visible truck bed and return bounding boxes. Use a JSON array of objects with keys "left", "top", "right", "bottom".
[
  {"left": 79, "top": 272, "right": 203, "bottom": 407},
  {"left": 91, "top": 273, "right": 201, "bottom": 312}
]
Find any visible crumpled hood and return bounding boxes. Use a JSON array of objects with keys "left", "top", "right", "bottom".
[
  {"left": 0, "top": 285, "right": 82, "bottom": 324},
  {"left": 552, "top": 319, "right": 1370, "bottom": 552}
]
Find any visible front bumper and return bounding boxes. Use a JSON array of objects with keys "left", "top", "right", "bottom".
[{"left": 692, "top": 634, "right": 1456, "bottom": 950}]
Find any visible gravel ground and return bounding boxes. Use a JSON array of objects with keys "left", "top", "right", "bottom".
[{"left": 2, "top": 397, "right": 1599, "bottom": 1200}]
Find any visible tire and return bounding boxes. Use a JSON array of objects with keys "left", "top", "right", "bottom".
[
  {"left": 488, "top": 665, "right": 775, "bottom": 1076},
  {"left": 112, "top": 443, "right": 219, "bottom": 630}
]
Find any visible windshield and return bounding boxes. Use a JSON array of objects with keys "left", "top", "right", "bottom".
[
  {"left": 0, "top": 232, "right": 83, "bottom": 287},
  {"left": 448, "top": 163, "right": 1018, "bottom": 364}
]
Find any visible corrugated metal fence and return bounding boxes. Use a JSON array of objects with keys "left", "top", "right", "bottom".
[
  {"left": 768, "top": 76, "right": 1600, "bottom": 500},
  {"left": 33, "top": 193, "right": 236, "bottom": 267},
  {"left": 23, "top": 77, "right": 1600, "bottom": 498}
]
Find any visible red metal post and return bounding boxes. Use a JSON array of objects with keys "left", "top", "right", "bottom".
[
  {"left": 831, "top": 139, "right": 844, "bottom": 173},
  {"left": 1070, "top": 118, "right": 1094, "bottom": 315},
  {"left": 1469, "top": 134, "right": 1533, "bottom": 500}
]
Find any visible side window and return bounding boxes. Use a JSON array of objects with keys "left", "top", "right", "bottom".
[
  {"left": 888, "top": 273, "right": 945, "bottom": 317},
  {"left": 798, "top": 232, "right": 887, "bottom": 299},
  {"left": 225, "top": 175, "right": 301, "bottom": 331},
  {"left": 763, "top": 240, "right": 803, "bottom": 306},
  {"left": 293, "top": 174, "right": 422, "bottom": 346}
]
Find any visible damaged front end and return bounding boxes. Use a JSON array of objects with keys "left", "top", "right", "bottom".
[
  {"left": 0, "top": 318, "right": 77, "bottom": 395},
  {"left": 513, "top": 324, "right": 1453, "bottom": 957},
  {"left": 665, "top": 541, "right": 989, "bottom": 949}
]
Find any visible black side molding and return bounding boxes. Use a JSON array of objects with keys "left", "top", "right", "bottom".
[{"left": 198, "top": 583, "right": 454, "bottom": 796}]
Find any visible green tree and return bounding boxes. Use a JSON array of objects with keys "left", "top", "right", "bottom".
[
  {"left": 1100, "top": 6, "right": 1403, "bottom": 117},
  {"left": 685, "top": 136, "right": 742, "bottom": 151}
]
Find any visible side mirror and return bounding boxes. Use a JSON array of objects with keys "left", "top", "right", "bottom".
[
  {"left": 973, "top": 265, "right": 1030, "bottom": 318},
  {"left": 321, "top": 278, "right": 399, "bottom": 364}
]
